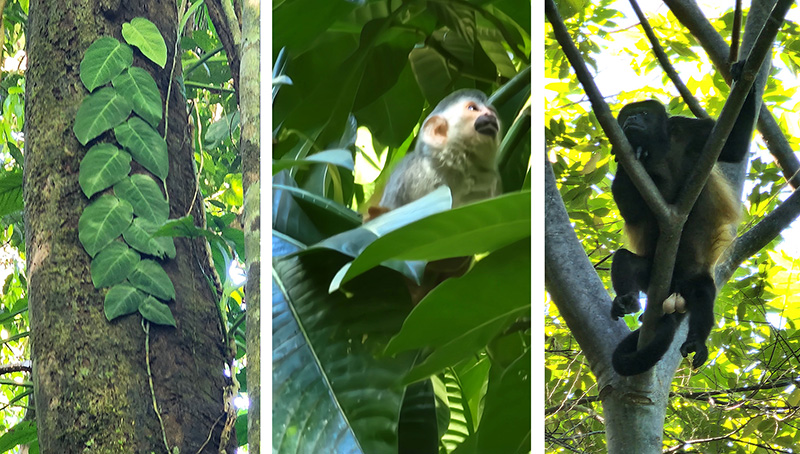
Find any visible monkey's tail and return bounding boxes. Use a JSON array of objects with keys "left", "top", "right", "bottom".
[{"left": 611, "top": 315, "right": 679, "bottom": 376}]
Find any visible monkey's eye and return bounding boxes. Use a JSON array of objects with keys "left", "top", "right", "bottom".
[{"left": 467, "top": 103, "right": 478, "bottom": 111}]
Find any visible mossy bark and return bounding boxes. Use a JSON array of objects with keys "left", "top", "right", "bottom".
[
  {"left": 240, "top": 0, "right": 260, "bottom": 451},
  {"left": 24, "top": 1, "right": 235, "bottom": 452}
]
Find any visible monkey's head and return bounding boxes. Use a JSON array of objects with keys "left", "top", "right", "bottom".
[
  {"left": 617, "top": 100, "right": 670, "bottom": 159},
  {"left": 418, "top": 89, "right": 501, "bottom": 162}
]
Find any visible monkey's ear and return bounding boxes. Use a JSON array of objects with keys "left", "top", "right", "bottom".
[{"left": 422, "top": 115, "right": 449, "bottom": 149}]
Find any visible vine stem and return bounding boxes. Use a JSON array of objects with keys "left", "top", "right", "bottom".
[{"left": 143, "top": 319, "right": 171, "bottom": 452}]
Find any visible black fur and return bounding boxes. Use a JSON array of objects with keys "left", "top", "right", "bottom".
[{"left": 609, "top": 67, "right": 757, "bottom": 376}]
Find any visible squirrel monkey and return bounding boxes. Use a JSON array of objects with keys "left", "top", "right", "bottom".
[{"left": 367, "top": 89, "right": 502, "bottom": 220}]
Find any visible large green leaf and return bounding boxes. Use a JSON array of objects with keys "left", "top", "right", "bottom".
[
  {"left": 273, "top": 242, "right": 417, "bottom": 454},
  {"left": 114, "top": 117, "right": 169, "bottom": 180},
  {"left": 90, "top": 241, "right": 140, "bottom": 288},
  {"left": 476, "top": 352, "right": 531, "bottom": 454},
  {"left": 123, "top": 217, "right": 176, "bottom": 259},
  {"left": 79, "top": 143, "right": 132, "bottom": 198},
  {"left": 73, "top": 87, "right": 133, "bottom": 145},
  {"left": 138, "top": 296, "right": 176, "bottom": 327},
  {"left": 104, "top": 283, "right": 146, "bottom": 321},
  {"left": 0, "top": 170, "right": 23, "bottom": 218},
  {"left": 128, "top": 259, "right": 175, "bottom": 301},
  {"left": 79, "top": 37, "right": 133, "bottom": 92},
  {"left": 341, "top": 191, "right": 531, "bottom": 286},
  {"left": 112, "top": 67, "right": 163, "bottom": 127},
  {"left": 114, "top": 173, "right": 169, "bottom": 223},
  {"left": 122, "top": 17, "right": 167, "bottom": 68},
  {"left": 78, "top": 195, "right": 134, "bottom": 257},
  {"left": 385, "top": 239, "right": 531, "bottom": 383},
  {"left": 0, "top": 420, "right": 37, "bottom": 452}
]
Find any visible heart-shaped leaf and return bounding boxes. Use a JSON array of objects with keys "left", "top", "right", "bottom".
[
  {"left": 78, "top": 195, "right": 134, "bottom": 257},
  {"left": 138, "top": 296, "right": 176, "bottom": 326},
  {"left": 114, "top": 117, "right": 168, "bottom": 180},
  {"left": 90, "top": 241, "right": 140, "bottom": 288},
  {"left": 112, "top": 67, "right": 163, "bottom": 128},
  {"left": 114, "top": 173, "right": 168, "bottom": 223},
  {"left": 73, "top": 87, "right": 133, "bottom": 145},
  {"left": 123, "top": 218, "right": 175, "bottom": 259},
  {"left": 122, "top": 18, "right": 167, "bottom": 68},
  {"left": 80, "top": 37, "right": 133, "bottom": 92},
  {"left": 128, "top": 259, "right": 175, "bottom": 301},
  {"left": 79, "top": 143, "right": 132, "bottom": 198},
  {"left": 104, "top": 283, "right": 147, "bottom": 321}
]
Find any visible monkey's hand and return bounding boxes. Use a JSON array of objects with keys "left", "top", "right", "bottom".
[
  {"left": 611, "top": 293, "right": 640, "bottom": 320},
  {"left": 680, "top": 338, "right": 709, "bottom": 369}
]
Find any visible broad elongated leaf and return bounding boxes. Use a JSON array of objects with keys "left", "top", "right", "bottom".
[
  {"left": 476, "top": 352, "right": 531, "bottom": 454},
  {"left": 80, "top": 37, "right": 133, "bottom": 92},
  {"left": 0, "top": 420, "right": 37, "bottom": 452},
  {"left": 128, "top": 259, "right": 175, "bottom": 301},
  {"left": 273, "top": 241, "right": 417, "bottom": 454},
  {"left": 122, "top": 17, "right": 167, "bottom": 68},
  {"left": 74, "top": 87, "right": 133, "bottom": 145},
  {"left": 114, "top": 117, "right": 169, "bottom": 180},
  {"left": 139, "top": 295, "right": 176, "bottom": 326},
  {"left": 385, "top": 239, "right": 531, "bottom": 383},
  {"left": 79, "top": 143, "right": 132, "bottom": 198},
  {"left": 78, "top": 195, "right": 134, "bottom": 257},
  {"left": 90, "top": 241, "right": 140, "bottom": 288},
  {"left": 342, "top": 191, "right": 531, "bottom": 285},
  {"left": 0, "top": 170, "right": 23, "bottom": 218},
  {"left": 104, "top": 283, "right": 146, "bottom": 321},
  {"left": 272, "top": 149, "right": 355, "bottom": 174},
  {"left": 114, "top": 173, "right": 169, "bottom": 223},
  {"left": 112, "top": 67, "right": 163, "bottom": 127},
  {"left": 123, "top": 218, "right": 175, "bottom": 259}
]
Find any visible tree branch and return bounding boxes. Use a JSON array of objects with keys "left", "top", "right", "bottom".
[
  {"left": 628, "top": 0, "right": 709, "bottom": 119},
  {"left": 205, "top": 0, "right": 241, "bottom": 101},
  {"left": 666, "top": 0, "right": 800, "bottom": 189}
]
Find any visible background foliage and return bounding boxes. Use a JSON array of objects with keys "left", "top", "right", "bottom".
[
  {"left": 272, "top": 0, "right": 531, "bottom": 453},
  {"left": 546, "top": 1, "right": 800, "bottom": 452}
]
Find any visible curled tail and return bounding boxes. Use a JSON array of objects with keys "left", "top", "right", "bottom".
[{"left": 612, "top": 315, "right": 679, "bottom": 376}]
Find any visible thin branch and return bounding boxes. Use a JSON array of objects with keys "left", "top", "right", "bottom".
[
  {"left": 0, "top": 361, "right": 31, "bottom": 375},
  {"left": 205, "top": 0, "right": 241, "bottom": 101},
  {"left": 628, "top": 0, "right": 708, "bottom": 118}
]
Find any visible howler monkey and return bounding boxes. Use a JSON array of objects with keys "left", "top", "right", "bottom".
[{"left": 610, "top": 69, "right": 757, "bottom": 376}]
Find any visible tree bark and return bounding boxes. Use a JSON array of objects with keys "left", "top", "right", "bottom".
[
  {"left": 24, "top": 1, "right": 235, "bottom": 452},
  {"left": 240, "top": 0, "right": 261, "bottom": 451}
]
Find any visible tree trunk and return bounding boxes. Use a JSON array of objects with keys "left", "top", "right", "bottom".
[
  {"left": 240, "top": 0, "right": 261, "bottom": 451},
  {"left": 24, "top": 1, "right": 235, "bottom": 452}
]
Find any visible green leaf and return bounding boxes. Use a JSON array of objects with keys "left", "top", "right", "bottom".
[
  {"left": 80, "top": 37, "right": 133, "bottom": 92},
  {"left": 114, "top": 117, "right": 169, "bottom": 180},
  {"left": 104, "top": 283, "right": 146, "bottom": 321},
  {"left": 0, "top": 170, "right": 23, "bottom": 218},
  {"left": 79, "top": 143, "right": 132, "bottom": 198},
  {"left": 386, "top": 239, "right": 531, "bottom": 382},
  {"left": 90, "top": 242, "right": 140, "bottom": 288},
  {"left": 112, "top": 67, "right": 163, "bottom": 127},
  {"left": 139, "top": 295, "right": 176, "bottom": 326},
  {"left": 272, "top": 149, "right": 355, "bottom": 174},
  {"left": 122, "top": 18, "right": 167, "bottom": 68},
  {"left": 477, "top": 352, "right": 531, "bottom": 454},
  {"left": 128, "top": 259, "right": 175, "bottom": 301},
  {"left": 73, "top": 87, "right": 133, "bottom": 145},
  {"left": 114, "top": 173, "right": 169, "bottom": 223},
  {"left": 341, "top": 191, "right": 531, "bottom": 286},
  {"left": 0, "top": 420, "right": 37, "bottom": 452},
  {"left": 152, "top": 215, "right": 215, "bottom": 240},
  {"left": 78, "top": 195, "right": 134, "bottom": 257},
  {"left": 123, "top": 217, "right": 176, "bottom": 259}
]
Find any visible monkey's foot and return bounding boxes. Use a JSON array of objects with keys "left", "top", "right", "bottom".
[
  {"left": 611, "top": 294, "right": 640, "bottom": 320},
  {"left": 680, "top": 339, "right": 708, "bottom": 369},
  {"left": 663, "top": 293, "right": 687, "bottom": 314}
]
